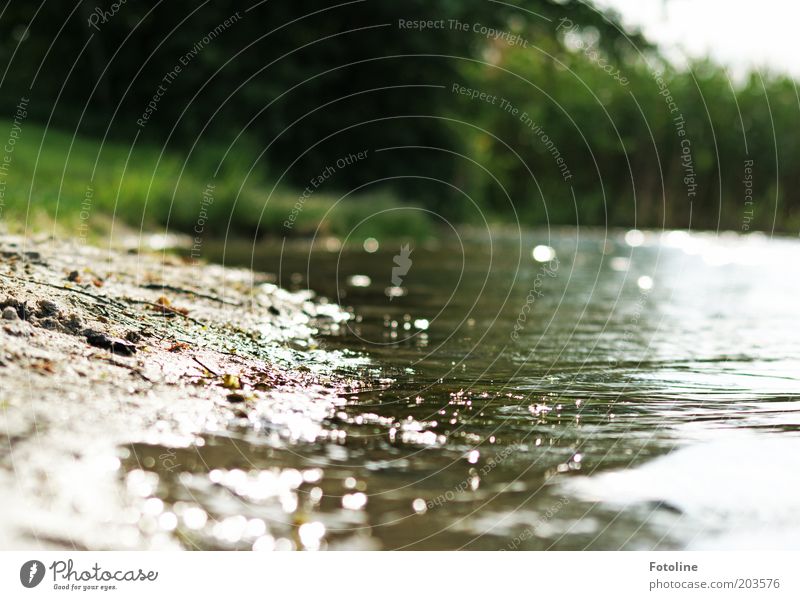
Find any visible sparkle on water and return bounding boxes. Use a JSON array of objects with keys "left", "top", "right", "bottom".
[
  {"left": 363, "top": 237, "right": 379, "bottom": 253},
  {"left": 347, "top": 274, "right": 371, "bottom": 288},
  {"left": 532, "top": 244, "right": 556, "bottom": 262},
  {"left": 624, "top": 229, "right": 645, "bottom": 247}
]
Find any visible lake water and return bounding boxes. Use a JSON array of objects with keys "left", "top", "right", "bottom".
[{"left": 157, "top": 228, "right": 800, "bottom": 550}]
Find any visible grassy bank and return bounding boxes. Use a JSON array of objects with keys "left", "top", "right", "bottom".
[{"left": 0, "top": 120, "right": 432, "bottom": 241}]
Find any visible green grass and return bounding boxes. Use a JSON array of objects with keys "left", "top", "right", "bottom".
[{"left": 0, "top": 120, "right": 432, "bottom": 241}]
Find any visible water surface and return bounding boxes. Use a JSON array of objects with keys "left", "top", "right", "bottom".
[{"left": 166, "top": 228, "right": 800, "bottom": 549}]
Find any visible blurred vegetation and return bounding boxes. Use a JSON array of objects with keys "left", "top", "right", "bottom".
[
  {"left": 0, "top": 119, "right": 431, "bottom": 239},
  {"left": 0, "top": 0, "right": 796, "bottom": 237}
]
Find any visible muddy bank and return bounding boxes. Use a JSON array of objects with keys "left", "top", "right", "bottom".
[{"left": 0, "top": 234, "right": 367, "bottom": 549}]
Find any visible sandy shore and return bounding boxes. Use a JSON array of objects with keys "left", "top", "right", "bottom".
[{"left": 0, "top": 234, "right": 362, "bottom": 549}]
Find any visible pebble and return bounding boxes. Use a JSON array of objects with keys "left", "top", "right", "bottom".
[
  {"left": 85, "top": 330, "right": 137, "bottom": 356},
  {"left": 2, "top": 307, "right": 18, "bottom": 320},
  {"left": 38, "top": 299, "right": 59, "bottom": 316}
]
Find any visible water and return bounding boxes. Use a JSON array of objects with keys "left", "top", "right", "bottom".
[{"left": 151, "top": 228, "right": 800, "bottom": 549}]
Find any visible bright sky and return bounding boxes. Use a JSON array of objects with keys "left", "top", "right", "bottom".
[{"left": 592, "top": 0, "right": 800, "bottom": 77}]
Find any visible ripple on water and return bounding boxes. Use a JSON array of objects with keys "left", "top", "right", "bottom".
[{"left": 107, "top": 230, "right": 800, "bottom": 549}]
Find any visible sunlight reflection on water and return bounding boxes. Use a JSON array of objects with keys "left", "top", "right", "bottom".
[{"left": 128, "top": 229, "right": 800, "bottom": 549}]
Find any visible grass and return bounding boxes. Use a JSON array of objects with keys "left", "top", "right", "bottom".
[{"left": 0, "top": 120, "right": 432, "bottom": 242}]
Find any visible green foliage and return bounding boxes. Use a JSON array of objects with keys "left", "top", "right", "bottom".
[
  {"left": 0, "top": 119, "right": 428, "bottom": 240},
  {"left": 0, "top": 1, "right": 795, "bottom": 234},
  {"left": 455, "top": 42, "right": 799, "bottom": 230}
]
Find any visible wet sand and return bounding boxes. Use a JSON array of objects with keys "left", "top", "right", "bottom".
[{"left": 0, "top": 234, "right": 357, "bottom": 548}]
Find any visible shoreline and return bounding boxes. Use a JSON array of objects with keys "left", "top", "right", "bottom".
[{"left": 0, "top": 234, "right": 362, "bottom": 549}]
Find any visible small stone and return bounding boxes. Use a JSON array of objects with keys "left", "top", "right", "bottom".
[
  {"left": 63, "top": 314, "right": 83, "bottom": 333},
  {"left": 2, "top": 307, "right": 18, "bottom": 320},
  {"left": 38, "top": 299, "right": 59, "bottom": 317},
  {"left": 86, "top": 330, "right": 137, "bottom": 356}
]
